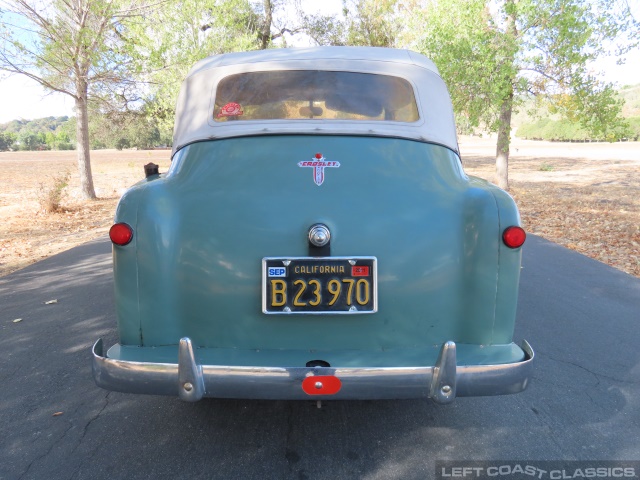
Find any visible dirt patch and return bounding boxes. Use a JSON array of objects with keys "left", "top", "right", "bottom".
[
  {"left": 0, "top": 149, "right": 171, "bottom": 276},
  {"left": 1, "top": 141, "right": 639, "bottom": 278},
  {"left": 460, "top": 137, "right": 640, "bottom": 277}
]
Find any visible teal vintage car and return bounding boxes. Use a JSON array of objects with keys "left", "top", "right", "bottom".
[{"left": 92, "top": 47, "right": 533, "bottom": 404}]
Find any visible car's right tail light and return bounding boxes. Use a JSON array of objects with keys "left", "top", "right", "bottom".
[
  {"left": 502, "top": 226, "right": 526, "bottom": 249},
  {"left": 109, "top": 223, "right": 133, "bottom": 246}
]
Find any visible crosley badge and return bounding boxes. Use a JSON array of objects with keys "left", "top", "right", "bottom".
[{"left": 298, "top": 153, "right": 340, "bottom": 186}]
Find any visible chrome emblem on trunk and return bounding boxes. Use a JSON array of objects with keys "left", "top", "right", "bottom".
[{"left": 298, "top": 153, "right": 340, "bottom": 186}]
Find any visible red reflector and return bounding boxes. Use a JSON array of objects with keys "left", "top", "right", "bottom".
[
  {"left": 109, "top": 223, "right": 133, "bottom": 246},
  {"left": 502, "top": 226, "right": 526, "bottom": 249},
  {"left": 302, "top": 375, "right": 342, "bottom": 396}
]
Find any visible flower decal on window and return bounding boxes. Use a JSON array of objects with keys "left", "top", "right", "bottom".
[{"left": 217, "top": 102, "right": 244, "bottom": 118}]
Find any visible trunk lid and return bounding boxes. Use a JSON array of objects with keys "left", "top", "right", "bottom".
[{"left": 134, "top": 136, "right": 500, "bottom": 353}]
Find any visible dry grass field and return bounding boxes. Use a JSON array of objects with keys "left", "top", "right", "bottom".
[
  {"left": 461, "top": 137, "right": 640, "bottom": 277},
  {"left": 1, "top": 138, "right": 639, "bottom": 278},
  {"left": 0, "top": 149, "right": 171, "bottom": 277}
]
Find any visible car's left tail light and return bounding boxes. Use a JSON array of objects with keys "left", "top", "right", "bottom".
[
  {"left": 502, "top": 226, "right": 526, "bottom": 249},
  {"left": 109, "top": 223, "right": 133, "bottom": 246}
]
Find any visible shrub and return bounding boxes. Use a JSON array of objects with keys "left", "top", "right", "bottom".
[
  {"left": 116, "top": 138, "right": 131, "bottom": 150},
  {"left": 37, "top": 171, "right": 70, "bottom": 213},
  {"left": 626, "top": 117, "right": 640, "bottom": 141},
  {"left": 55, "top": 142, "right": 75, "bottom": 151}
]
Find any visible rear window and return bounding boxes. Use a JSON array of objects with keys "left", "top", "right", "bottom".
[{"left": 213, "top": 70, "right": 419, "bottom": 123}]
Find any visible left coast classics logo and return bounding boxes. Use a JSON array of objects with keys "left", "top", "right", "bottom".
[{"left": 298, "top": 153, "right": 340, "bottom": 186}]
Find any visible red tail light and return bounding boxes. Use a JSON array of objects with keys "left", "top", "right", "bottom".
[
  {"left": 502, "top": 226, "right": 526, "bottom": 249},
  {"left": 109, "top": 223, "right": 133, "bottom": 246}
]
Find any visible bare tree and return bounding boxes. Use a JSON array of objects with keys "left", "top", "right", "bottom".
[
  {"left": 0, "top": 0, "right": 154, "bottom": 199},
  {"left": 260, "top": 0, "right": 273, "bottom": 49},
  {"left": 256, "top": 0, "right": 303, "bottom": 49}
]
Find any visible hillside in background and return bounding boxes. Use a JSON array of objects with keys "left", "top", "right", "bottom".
[
  {"left": 620, "top": 83, "right": 640, "bottom": 117},
  {"left": 2, "top": 85, "right": 639, "bottom": 151},
  {"left": 0, "top": 112, "right": 170, "bottom": 152},
  {"left": 0, "top": 116, "right": 73, "bottom": 151},
  {"left": 0, "top": 116, "right": 70, "bottom": 135},
  {"left": 515, "top": 83, "right": 640, "bottom": 141}
]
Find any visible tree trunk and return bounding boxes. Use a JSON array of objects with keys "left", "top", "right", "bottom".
[
  {"left": 260, "top": 0, "right": 272, "bottom": 49},
  {"left": 495, "top": 0, "right": 517, "bottom": 191},
  {"left": 75, "top": 83, "right": 96, "bottom": 200},
  {"left": 495, "top": 89, "right": 513, "bottom": 190}
]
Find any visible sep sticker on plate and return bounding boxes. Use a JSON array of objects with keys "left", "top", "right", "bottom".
[
  {"left": 217, "top": 102, "right": 244, "bottom": 118},
  {"left": 268, "top": 267, "right": 287, "bottom": 277}
]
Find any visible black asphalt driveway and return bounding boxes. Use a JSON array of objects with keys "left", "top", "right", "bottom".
[{"left": 1, "top": 235, "right": 639, "bottom": 480}]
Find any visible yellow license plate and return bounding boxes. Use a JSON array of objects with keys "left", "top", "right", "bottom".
[{"left": 262, "top": 257, "right": 377, "bottom": 314}]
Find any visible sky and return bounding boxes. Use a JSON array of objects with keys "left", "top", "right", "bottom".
[{"left": 0, "top": 0, "right": 638, "bottom": 124}]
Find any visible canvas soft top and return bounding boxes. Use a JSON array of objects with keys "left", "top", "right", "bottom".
[{"left": 172, "top": 47, "right": 459, "bottom": 156}]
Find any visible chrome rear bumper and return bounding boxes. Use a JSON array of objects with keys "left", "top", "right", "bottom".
[{"left": 92, "top": 338, "right": 534, "bottom": 404}]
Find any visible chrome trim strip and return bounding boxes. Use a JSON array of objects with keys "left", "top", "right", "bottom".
[{"left": 92, "top": 339, "right": 534, "bottom": 403}]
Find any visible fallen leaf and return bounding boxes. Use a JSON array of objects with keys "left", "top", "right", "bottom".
[
  {"left": 45, "top": 299, "right": 58, "bottom": 305},
  {"left": 13, "top": 318, "right": 23, "bottom": 323}
]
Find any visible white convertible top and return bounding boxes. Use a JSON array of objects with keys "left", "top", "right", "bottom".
[{"left": 172, "top": 47, "right": 459, "bottom": 156}]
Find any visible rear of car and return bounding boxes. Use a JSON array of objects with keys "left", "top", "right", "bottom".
[{"left": 93, "top": 47, "right": 533, "bottom": 404}]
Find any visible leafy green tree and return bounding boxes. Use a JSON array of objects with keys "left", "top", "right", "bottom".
[
  {"left": 302, "top": 0, "right": 403, "bottom": 47},
  {"left": 0, "top": 131, "right": 16, "bottom": 151},
  {"left": 85, "top": 103, "right": 170, "bottom": 150},
  {"left": 53, "top": 130, "right": 73, "bottom": 150},
  {"left": 344, "top": 0, "right": 403, "bottom": 47},
  {"left": 126, "top": 0, "right": 263, "bottom": 133},
  {"left": 58, "top": 117, "right": 76, "bottom": 146},
  {"left": 414, "top": 0, "right": 639, "bottom": 189},
  {"left": 0, "top": 0, "right": 156, "bottom": 198},
  {"left": 18, "top": 131, "right": 41, "bottom": 150},
  {"left": 44, "top": 131, "right": 56, "bottom": 149},
  {"left": 115, "top": 138, "right": 130, "bottom": 150},
  {"left": 301, "top": 11, "right": 347, "bottom": 46},
  {"left": 126, "top": 115, "right": 161, "bottom": 150}
]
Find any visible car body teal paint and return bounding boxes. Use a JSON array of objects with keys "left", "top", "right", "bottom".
[
  {"left": 112, "top": 136, "right": 522, "bottom": 360},
  {"left": 94, "top": 48, "right": 532, "bottom": 401}
]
